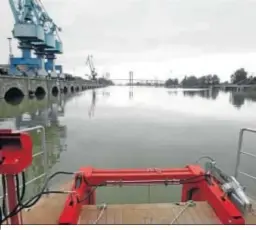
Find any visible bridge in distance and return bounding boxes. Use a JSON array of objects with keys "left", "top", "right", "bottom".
[
  {"left": 109, "top": 78, "right": 256, "bottom": 89},
  {"left": 109, "top": 78, "right": 166, "bottom": 85}
]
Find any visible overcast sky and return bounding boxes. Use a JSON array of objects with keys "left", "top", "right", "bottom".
[{"left": 1, "top": 0, "right": 256, "bottom": 81}]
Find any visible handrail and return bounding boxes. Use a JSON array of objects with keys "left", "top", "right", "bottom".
[
  {"left": 0, "top": 125, "right": 48, "bottom": 200},
  {"left": 234, "top": 128, "right": 256, "bottom": 181}
]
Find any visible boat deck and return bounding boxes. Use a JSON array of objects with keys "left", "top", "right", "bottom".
[
  {"left": 21, "top": 198, "right": 220, "bottom": 224},
  {"left": 17, "top": 189, "right": 256, "bottom": 225},
  {"left": 78, "top": 202, "right": 220, "bottom": 224}
]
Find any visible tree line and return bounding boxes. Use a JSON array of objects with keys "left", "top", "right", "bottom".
[
  {"left": 230, "top": 68, "right": 256, "bottom": 84},
  {"left": 165, "top": 74, "right": 220, "bottom": 88},
  {"left": 165, "top": 68, "right": 256, "bottom": 88},
  {"left": 97, "top": 77, "right": 114, "bottom": 85}
]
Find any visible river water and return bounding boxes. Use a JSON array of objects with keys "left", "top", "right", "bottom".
[{"left": 0, "top": 86, "right": 256, "bottom": 204}]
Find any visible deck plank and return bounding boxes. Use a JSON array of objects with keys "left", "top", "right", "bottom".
[
  {"left": 21, "top": 182, "right": 71, "bottom": 225},
  {"left": 79, "top": 202, "right": 221, "bottom": 225},
  {"left": 245, "top": 203, "right": 256, "bottom": 224},
  {"left": 6, "top": 187, "right": 255, "bottom": 225}
]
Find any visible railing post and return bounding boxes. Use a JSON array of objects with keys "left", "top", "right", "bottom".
[
  {"left": 40, "top": 126, "right": 48, "bottom": 193},
  {"left": 234, "top": 129, "right": 244, "bottom": 178}
]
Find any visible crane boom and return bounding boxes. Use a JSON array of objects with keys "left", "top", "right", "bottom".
[
  {"left": 86, "top": 55, "right": 97, "bottom": 80},
  {"left": 8, "top": 0, "right": 19, "bottom": 23}
]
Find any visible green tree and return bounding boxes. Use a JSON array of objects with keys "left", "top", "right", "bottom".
[
  {"left": 181, "top": 76, "right": 198, "bottom": 88},
  {"left": 165, "top": 79, "right": 174, "bottom": 87},
  {"left": 165, "top": 78, "right": 179, "bottom": 87},
  {"left": 173, "top": 78, "right": 179, "bottom": 85},
  {"left": 212, "top": 75, "right": 220, "bottom": 85},
  {"left": 197, "top": 76, "right": 207, "bottom": 87},
  {"left": 98, "top": 77, "right": 114, "bottom": 85},
  {"left": 180, "top": 74, "right": 219, "bottom": 88},
  {"left": 231, "top": 68, "right": 248, "bottom": 84}
]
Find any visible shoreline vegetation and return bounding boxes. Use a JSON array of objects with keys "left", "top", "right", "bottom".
[{"left": 165, "top": 68, "right": 256, "bottom": 88}]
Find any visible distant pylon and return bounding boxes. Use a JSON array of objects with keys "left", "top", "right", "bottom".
[{"left": 129, "top": 71, "right": 133, "bottom": 86}]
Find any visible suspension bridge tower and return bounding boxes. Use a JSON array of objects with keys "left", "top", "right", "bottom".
[{"left": 129, "top": 71, "right": 134, "bottom": 86}]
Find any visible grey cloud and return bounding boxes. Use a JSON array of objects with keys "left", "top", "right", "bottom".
[
  {"left": 162, "top": 0, "right": 256, "bottom": 53},
  {"left": 60, "top": 0, "right": 256, "bottom": 56},
  {"left": 1, "top": 0, "right": 256, "bottom": 78}
]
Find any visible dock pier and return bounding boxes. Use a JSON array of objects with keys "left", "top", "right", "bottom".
[{"left": 0, "top": 75, "right": 103, "bottom": 100}]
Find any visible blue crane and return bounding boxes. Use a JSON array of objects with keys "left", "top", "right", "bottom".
[
  {"left": 32, "top": 0, "right": 63, "bottom": 77},
  {"left": 8, "top": 0, "right": 63, "bottom": 77}
]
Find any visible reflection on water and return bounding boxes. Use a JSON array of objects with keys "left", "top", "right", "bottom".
[
  {"left": 0, "top": 94, "right": 70, "bottom": 198},
  {"left": 168, "top": 88, "right": 256, "bottom": 110},
  {"left": 230, "top": 93, "right": 245, "bottom": 109},
  {"left": 183, "top": 89, "right": 219, "bottom": 100},
  {"left": 129, "top": 87, "right": 134, "bottom": 100},
  {"left": 229, "top": 91, "right": 256, "bottom": 109},
  {"left": 1, "top": 87, "right": 256, "bottom": 202},
  {"left": 88, "top": 90, "right": 97, "bottom": 118}
]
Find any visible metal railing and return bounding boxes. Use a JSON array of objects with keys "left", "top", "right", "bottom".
[
  {"left": 0, "top": 125, "right": 48, "bottom": 200},
  {"left": 234, "top": 128, "right": 256, "bottom": 182}
]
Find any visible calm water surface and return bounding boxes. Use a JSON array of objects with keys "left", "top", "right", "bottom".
[{"left": 1, "top": 86, "right": 256, "bottom": 203}]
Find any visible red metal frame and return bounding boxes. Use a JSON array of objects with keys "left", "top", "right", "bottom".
[
  {"left": 5, "top": 175, "right": 20, "bottom": 225},
  {"left": 58, "top": 165, "right": 245, "bottom": 225},
  {"left": 0, "top": 130, "right": 33, "bottom": 225},
  {"left": 0, "top": 131, "right": 33, "bottom": 174}
]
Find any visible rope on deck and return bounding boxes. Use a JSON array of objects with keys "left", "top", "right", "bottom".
[
  {"left": 93, "top": 203, "right": 107, "bottom": 224},
  {"left": 91, "top": 201, "right": 196, "bottom": 224},
  {"left": 170, "top": 200, "right": 195, "bottom": 225}
]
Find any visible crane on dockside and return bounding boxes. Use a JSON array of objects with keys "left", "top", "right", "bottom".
[
  {"left": 8, "top": 0, "right": 63, "bottom": 77},
  {"left": 85, "top": 55, "right": 97, "bottom": 81}
]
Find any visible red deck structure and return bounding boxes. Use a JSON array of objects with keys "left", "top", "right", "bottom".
[{"left": 58, "top": 165, "right": 244, "bottom": 225}]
